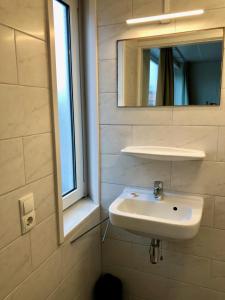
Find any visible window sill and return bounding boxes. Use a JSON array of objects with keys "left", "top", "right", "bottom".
[{"left": 63, "top": 198, "right": 100, "bottom": 241}]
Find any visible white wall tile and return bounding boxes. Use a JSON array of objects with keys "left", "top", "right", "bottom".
[
  {"left": 100, "top": 93, "right": 173, "bottom": 125},
  {"left": 103, "top": 264, "right": 225, "bottom": 300},
  {"left": 166, "top": 227, "right": 225, "bottom": 260},
  {"left": 0, "top": 138, "right": 25, "bottom": 195},
  {"left": 62, "top": 232, "right": 99, "bottom": 278},
  {"left": 133, "top": 0, "right": 163, "bottom": 18},
  {"left": 210, "top": 260, "right": 225, "bottom": 292},
  {"left": 172, "top": 90, "right": 225, "bottom": 126},
  {"left": 0, "top": 235, "right": 32, "bottom": 300},
  {"left": 214, "top": 196, "right": 225, "bottom": 229},
  {"left": 30, "top": 215, "right": 58, "bottom": 269},
  {"left": 98, "top": 21, "right": 175, "bottom": 60},
  {"left": 171, "top": 161, "right": 225, "bottom": 195},
  {"left": 0, "top": 85, "right": 51, "bottom": 139},
  {"left": 47, "top": 256, "right": 89, "bottom": 300},
  {"left": 98, "top": 24, "right": 127, "bottom": 60},
  {"left": 0, "top": 175, "right": 55, "bottom": 251},
  {"left": 201, "top": 196, "right": 214, "bottom": 227},
  {"left": 11, "top": 250, "right": 62, "bottom": 300},
  {"left": 102, "top": 239, "right": 132, "bottom": 269},
  {"left": 16, "top": 32, "right": 48, "bottom": 87},
  {"left": 101, "top": 154, "right": 171, "bottom": 188},
  {"left": 101, "top": 125, "right": 133, "bottom": 154},
  {"left": 217, "top": 127, "right": 225, "bottom": 161},
  {"left": 0, "top": 0, "right": 46, "bottom": 40},
  {"left": 0, "top": 25, "right": 17, "bottom": 84},
  {"left": 175, "top": 8, "right": 225, "bottom": 33},
  {"left": 97, "top": 0, "right": 132, "bottom": 26},
  {"left": 23, "top": 133, "right": 53, "bottom": 183},
  {"left": 170, "top": 0, "right": 225, "bottom": 12},
  {"left": 132, "top": 244, "right": 210, "bottom": 288},
  {"left": 0, "top": 192, "right": 21, "bottom": 251},
  {"left": 107, "top": 224, "right": 151, "bottom": 245},
  {"left": 101, "top": 182, "right": 125, "bottom": 216},
  {"left": 33, "top": 175, "right": 56, "bottom": 224},
  {"left": 99, "top": 60, "right": 117, "bottom": 93},
  {"left": 133, "top": 126, "right": 218, "bottom": 160}
]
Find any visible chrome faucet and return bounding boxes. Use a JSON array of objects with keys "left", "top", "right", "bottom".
[{"left": 153, "top": 181, "right": 163, "bottom": 200}]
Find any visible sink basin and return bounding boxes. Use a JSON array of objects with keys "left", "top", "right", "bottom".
[{"left": 109, "top": 187, "right": 203, "bottom": 240}]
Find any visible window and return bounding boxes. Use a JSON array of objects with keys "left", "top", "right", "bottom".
[
  {"left": 51, "top": 0, "right": 86, "bottom": 210},
  {"left": 149, "top": 59, "right": 159, "bottom": 106}
]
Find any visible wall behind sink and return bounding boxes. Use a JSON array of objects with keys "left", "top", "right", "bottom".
[
  {"left": 98, "top": 0, "right": 225, "bottom": 299},
  {"left": 0, "top": 1, "right": 101, "bottom": 300}
]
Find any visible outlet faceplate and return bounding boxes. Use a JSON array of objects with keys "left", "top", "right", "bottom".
[{"left": 19, "top": 193, "right": 36, "bottom": 234}]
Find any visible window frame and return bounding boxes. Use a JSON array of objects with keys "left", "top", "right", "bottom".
[{"left": 48, "top": 0, "right": 86, "bottom": 211}]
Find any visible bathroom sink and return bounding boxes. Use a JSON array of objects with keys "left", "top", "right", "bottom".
[{"left": 109, "top": 187, "right": 203, "bottom": 240}]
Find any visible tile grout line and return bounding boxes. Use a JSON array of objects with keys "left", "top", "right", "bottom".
[
  {"left": 0, "top": 21, "right": 46, "bottom": 42},
  {"left": 0, "top": 172, "right": 54, "bottom": 199},
  {"left": 13, "top": 30, "right": 19, "bottom": 84}
]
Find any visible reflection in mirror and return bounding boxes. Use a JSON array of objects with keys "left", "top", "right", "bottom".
[{"left": 117, "top": 32, "right": 223, "bottom": 107}]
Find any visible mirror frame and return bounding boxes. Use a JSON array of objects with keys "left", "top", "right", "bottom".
[{"left": 117, "top": 28, "right": 225, "bottom": 108}]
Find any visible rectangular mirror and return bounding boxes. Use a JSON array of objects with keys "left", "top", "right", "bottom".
[{"left": 117, "top": 29, "right": 224, "bottom": 107}]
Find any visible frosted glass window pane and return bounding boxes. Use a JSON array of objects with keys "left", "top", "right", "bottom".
[{"left": 53, "top": 0, "right": 76, "bottom": 196}]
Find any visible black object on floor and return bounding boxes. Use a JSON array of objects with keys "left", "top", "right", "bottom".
[{"left": 93, "top": 273, "right": 123, "bottom": 300}]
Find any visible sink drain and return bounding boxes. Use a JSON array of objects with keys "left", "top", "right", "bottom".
[{"left": 173, "top": 206, "right": 178, "bottom": 211}]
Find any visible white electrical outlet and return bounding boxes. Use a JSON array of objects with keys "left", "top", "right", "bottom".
[{"left": 19, "top": 193, "right": 36, "bottom": 234}]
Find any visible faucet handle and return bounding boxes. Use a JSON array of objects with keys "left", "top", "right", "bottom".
[{"left": 154, "top": 181, "right": 163, "bottom": 188}]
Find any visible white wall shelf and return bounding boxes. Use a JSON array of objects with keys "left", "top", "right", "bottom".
[{"left": 121, "top": 146, "right": 205, "bottom": 161}]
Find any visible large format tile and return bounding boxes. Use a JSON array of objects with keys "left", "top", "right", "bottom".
[
  {"left": 103, "top": 264, "right": 225, "bottom": 300},
  {"left": 132, "top": 244, "right": 210, "bottom": 287},
  {"left": 100, "top": 93, "right": 173, "bottom": 125},
  {"left": 97, "top": 0, "right": 132, "bottom": 26},
  {"left": 0, "top": 138, "right": 25, "bottom": 195},
  {"left": 11, "top": 250, "right": 62, "bottom": 300},
  {"left": 217, "top": 127, "right": 225, "bottom": 161},
  {"left": 16, "top": 32, "right": 48, "bottom": 87},
  {"left": 171, "top": 161, "right": 225, "bottom": 196},
  {"left": 0, "top": 0, "right": 46, "bottom": 40},
  {"left": 170, "top": 0, "right": 225, "bottom": 12},
  {"left": 101, "top": 154, "right": 171, "bottom": 188},
  {"left": 101, "top": 182, "right": 125, "bottom": 216},
  {"left": 98, "top": 22, "right": 175, "bottom": 60},
  {"left": 99, "top": 60, "right": 117, "bottom": 93},
  {"left": 201, "top": 196, "right": 214, "bottom": 227},
  {"left": 214, "top": 196, "right": 225, "bottom": 229},
  {"left": 98, "top": 24, "right": 127, "bottom": 60},
  {"left": 0, "top": 25, "right": 17, "bottom": 84},
  {"left": 172, "top": 90, "right": 225, "bottom": 126},
  {"left": 47, "top": 256, "right": 89, "bottom": 300},
  {"left": 175, "top": 8, "right": 225, "bottom": 33},
  {"left": 102, "top": 239, "right": 132, "bottom": 269},
  {"left": 133, "top": 126, "right": 218, "bottom": 160},
  {"left": 133, "top": 0, "right": 163, "bottom": 18},
  {"left": 0, "top": 235, "right": 32, "bottom": 300},
  {"left": 33, "top": 175, "right": 56, "bottom": 224},
  {"left": 100, "top": 125, "right": 133, "bottom": 154},
  {"left": 62, "top": 231, "right": 99, "bottom": 278},
  {"left": 209, "top": 260, "right": 225, "bottom": 292},
  {"left": 0, "top": 191, "right": 21, "bottom": 250},
  {"left": 30, "top": 215, "right": 58, "bottom": 269},
  {"left": 23, "top": 133, "right": 53, "bottom": 183},
  {"left": 0, "top": 175, "right": 55, "bottom": 250},
  {"left": 166, "top": 227, "right": 225, "bottom": 260},
  {"left": 0, "top": 85, "right": 51, "bottom": 139}
]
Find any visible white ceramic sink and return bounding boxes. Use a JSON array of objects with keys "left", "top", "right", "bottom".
[{"left": 109, "top": 187, "right": 203, "bottom": 240}]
